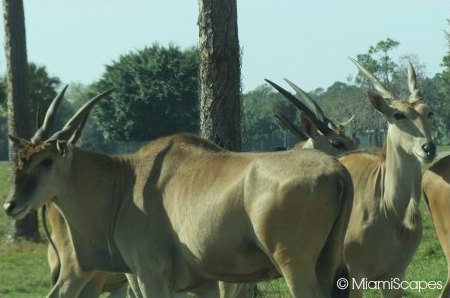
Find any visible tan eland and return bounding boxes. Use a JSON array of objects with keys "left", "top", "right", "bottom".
[
  {"left": 339, "top": 58, "right": 436, "bottom": 297},
  {"left": 4, "top": 89, "right": 353, "bottom": 298},
  {"left": 31, "top": 87, "right": 133, "bottom": 297},
  {"left": 422, "top": 155, "right": 450, "bottom": 298},
  {"left": 268, "top": 79, "right": 356, "bottom": 155}
]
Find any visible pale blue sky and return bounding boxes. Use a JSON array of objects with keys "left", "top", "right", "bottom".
[{"left": 0, "top": 0, "right": 449, "bottom": 92}]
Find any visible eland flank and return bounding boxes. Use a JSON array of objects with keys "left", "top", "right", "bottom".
[{"left": 5, "top": 88, "right": 353, "bottom": 298}]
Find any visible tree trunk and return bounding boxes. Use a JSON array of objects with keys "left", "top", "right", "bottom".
[
  {"left": 198, "top": 0, "right": 241, "bottom": 151},
  {"left": 3, "top": 0, "right": 40, "bottom": 241}
]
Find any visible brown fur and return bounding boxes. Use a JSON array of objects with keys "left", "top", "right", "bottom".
[
  {"left": 17, "top": 142, "right": 47, "bottom": 170},
  {"left": 339, "top": 97, "right": 434, "bottom": 298},
  {"left": 7, "top": 133, "right": 353, "bottom": 298},
  {"left": 422, "top": 155, "right": 450, "bottom": 298},
  {"left": 45, "top": 202, "right": 131, "bottom": 297}
]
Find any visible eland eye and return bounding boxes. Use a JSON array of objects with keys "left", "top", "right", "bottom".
[
  {"left": 41, "top": 158, "right": 54, "bottom": 168},
  {"left": 393, "top": 113, "right": 406, "bottom": 120},
  {"left": 428, "top": 112, "right": 434, "bottom": 119},
  {"left": 331, "top": 140, "right": 345, "bottom": 149}
]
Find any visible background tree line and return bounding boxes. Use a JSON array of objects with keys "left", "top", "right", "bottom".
[
  {"left": 242, "top": 35, "right": 450, "bottom": 150},
  {"left": 2, "top": 34, "right": 450, "bottom": 157},
  {"left": 0, "top": 44, "right": 200, "bottom": 158}
]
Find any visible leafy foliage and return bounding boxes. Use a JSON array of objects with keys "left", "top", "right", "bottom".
[
  {"left": 244, "top": 39, "right": 450, "bottom": 149},
  {"left": 0, "top": 63, "right": 71, "bottom": 159},
  {"left": 242, "top": 84, "right": 299, "bottom": 151},
  {"left": 28, "top": 63, "right": 62, "bottom": 124},
  {"left": 368, "top": 38, "right": 400, "bottom": 89},
  {"left": 63, "top": 83, "right": 107, "bottom": 149},
  {"left": 92, "top": 44, "right": 199, "bottom": 141},
  {"left": 355, "top": 38, "right": 400, "bottom": 91},
  {"left": 316, "top": 83, "right": 374, "bottom": 139},
  {"left": 420, "top": 21, "right": 450, "bottom": 144}
]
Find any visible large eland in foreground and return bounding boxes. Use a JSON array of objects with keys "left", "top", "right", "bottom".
[
  {"left": 32, "top": 86, "right": 133, "bottom": 298},
  {"left": 4, "top": 88, "right": 353, "bottom": 298}
]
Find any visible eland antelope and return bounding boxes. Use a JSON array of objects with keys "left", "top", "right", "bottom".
[
  {"left": 31, "top": 87, "right": 132, "bottom": 298},
  {"left": 339, "top": 58, "right": 436, "bottom": 297},
  {"left": 267, "top": 79, "right": 356, "bottom": 155},
  {"left": 32, "top": 88, "right": 242, "bottom": 298},
  {"left": 38, "top": 87, "right": 193, "bottom": 298},
  {"left": 4, "top": 89, "right": 353, "bottom": 298},
  {"left": 422, "top": 155, "right": 450, "bottom": 298}
]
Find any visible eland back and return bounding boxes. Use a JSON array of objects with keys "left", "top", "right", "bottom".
[{"left": 5, "top": 90, "right": 353, "bottom": 297}]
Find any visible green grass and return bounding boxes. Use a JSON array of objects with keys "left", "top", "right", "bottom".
[
  {"left": 0, "top": 158, "right": 448, "bottom": 297},
  {"left": 0, "top": 161, "right": 9, "bottom": 240},
  {"left": 438, "top": 145, "right": 450, "bottom": 152},
  {"left": 0, "top": 241, "right": 49, "bottom": 298},
  {"left": 0, "top": 162, "right": 50, "bottom": 298}
]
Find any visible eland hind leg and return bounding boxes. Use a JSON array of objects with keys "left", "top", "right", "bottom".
[
  {"left": 218, "top": 282, "right": 251, "bottom": 298},
  {"left": 441, "top": 279, "right": 450, "bottom": 298},
  {"left": 137, "top": 274, "right": 171, "bottom": 298},
  {"left": 77, "top": 272, "right": 108, "bottom": 297},
  {"left": 46, "top": 271, "right": 96, "bottom": 298},
  {"left": 249, "top": 187, "right": 338, "bottom": 297},
  {"left": 379, "top": 272, "right": 405, "bottom": 298}
]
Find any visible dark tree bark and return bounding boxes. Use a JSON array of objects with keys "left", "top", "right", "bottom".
[
  {"left": 3, "top": 0, "right": 40, "bottom": 241},
  {"left": 198, "top": 0, "right": 241, "bottom": 151}
]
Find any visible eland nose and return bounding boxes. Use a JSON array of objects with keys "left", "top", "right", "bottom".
[
  {"left": 422, "top": 142, "right": 436, "bottom": 158},
  {"left": 3, "top": 201, "right": 15, "bottom": 215}
]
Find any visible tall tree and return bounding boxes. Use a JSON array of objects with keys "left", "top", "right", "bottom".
[
  {"left": 368, "top": 38, "right": 399, "bottom": 90},
  {"left": 93, "top": 44, "right": 199, "bottom": 142},
  {"left": 429, "top": 18, "right": 450, "bottom": 144},
  {"left": 198, "top": 0, "right": 241, "bottom": 151},
  {"left": 0, "top": 64, "right": 67, "bottom": 160},
  {"left": 242, "top": 84, "right": 297, "bottom": 151},
  {"left": 2, "top": 0, "right": 39, "bottom": 241},
  {"left": 356, "top": 38, "right": 400, "bottom": 91},
  {"left": 354, "top": 38, "right": 400, "bottom": 147}
]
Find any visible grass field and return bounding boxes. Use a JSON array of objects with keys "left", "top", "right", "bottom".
[{"left": 0, "top": 157, "right": 448, "bottom": 298}]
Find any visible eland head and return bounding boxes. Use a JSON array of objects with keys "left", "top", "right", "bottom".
[
  {"left": 266, "top": 79, "right": 356, "bottom": 155},
  {"left": 4, "top": 87, "right": 113, "bottom": 219},
  {"left": 350, "top": 57, "right": 435, "bottom": 163}
]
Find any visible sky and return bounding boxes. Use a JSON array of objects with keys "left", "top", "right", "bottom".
[{"left": 0, "top": 0, "right": 449, "bottom": 93}]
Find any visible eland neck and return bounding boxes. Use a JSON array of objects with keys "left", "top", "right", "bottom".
[
  {"left": 53, "top": 147, "right": 135, "bottom": 272},
  {"left": 55, "top": 148, "right": 135, "bottom": 238},
  {"left": 383, "top": 132, "right": 422, "bottom": 227}
]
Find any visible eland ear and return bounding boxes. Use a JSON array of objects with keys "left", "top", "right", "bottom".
[
  {"left": 274, "top": 111, "right": 308, "bottom": 140},
  {"left": 56, "top": 140, "right": 69, "bottom": 156},
  {"left": 367, "top": 91, "right": 392, "bottom": 116},
  {"left": 300, "top": 112, "right": 319, "bottom": 139},
  {"left": 8, "top": 135, "right": 30, "bottom": 148}
]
